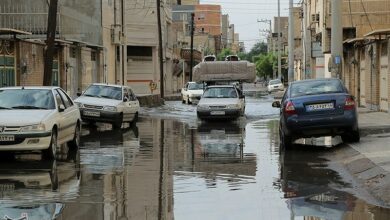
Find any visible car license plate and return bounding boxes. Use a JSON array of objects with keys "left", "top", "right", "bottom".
[
  {"left": 84, "top": 110, "right": 100, "bottom": 117},
  {"left": 0, "top": 135, "right": 14, "bottom": 142},
  {"left": 306, "top": 103, "right": 334, "bottom": 111},
  {"left": 210, "top": 111, "right": 225, "bottom": 115}
]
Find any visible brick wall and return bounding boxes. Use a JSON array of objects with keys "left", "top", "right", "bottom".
[{"left": 17, "top": 41, "right": 45, "bottom": 86}]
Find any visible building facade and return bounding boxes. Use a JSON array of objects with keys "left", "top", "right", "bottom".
[{"left": 299, "top": 0, "right": 390, "bottom": 112}]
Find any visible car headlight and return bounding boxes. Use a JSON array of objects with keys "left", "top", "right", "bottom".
[
  {"left": 103, "top": 106, "right": 117, "bottom": 112},
  {"left": 227, "top": 104, "right": 240, "bottom": 109},
  {"left": 20, "top": 124, "right": 46, "bottom": 132},
  {"left": 75, "top": 102, "right": 84, "bottom": 108}
]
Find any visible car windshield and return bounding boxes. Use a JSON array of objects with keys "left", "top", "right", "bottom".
[
  {"left": 0, "top": 89, "right": 55, "bottom": 110},
  {"left": 83, "top": 85, "right": 122, "bottom": 100},
  {"left": 203, "top": 87, "right": 237, "bottom": 98},
  {"left": 188, "top": 83, "right": 204, "bottom": 90},
  {"left": 291, "top": 80, "right": 345, "bottom": 97},
  {"left": 269, "top": 80, "right": 282, "bottom": 85}
]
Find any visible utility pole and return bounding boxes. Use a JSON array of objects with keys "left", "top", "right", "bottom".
[
  {"left": 257, "top": 19, "right": 272, "bottom": 52},
  {"left": 190, "top": 12, "right": 195, "bottom": 81},
  {"left": 288, "top": 0, "right": 294, "bottom": 83},
  {"left": 43, "top": 0, "right": 58, "bottom": 86},
  {"left": 277, "top": 0, "right": 282, "bottom": 80},
  {"left": 157, "top": 0, "right": 164, "bottom": 97},
  {"left": 331, "top": 0, "right": 343, "bottom": 78}
]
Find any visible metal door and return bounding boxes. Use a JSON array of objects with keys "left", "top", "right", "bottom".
[
  {"left": 0, "top": 40, "right": 15, "bottom": 87},
  {"left": 380, "top": 46, "right": 389, "bottom": 112},
  {"left": 360, "top": 51, "right": 366, "bottom": 106}
]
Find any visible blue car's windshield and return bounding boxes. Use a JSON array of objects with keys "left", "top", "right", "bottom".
[{"left": 291, "top": 80, "right": 345, "bottom": 97}]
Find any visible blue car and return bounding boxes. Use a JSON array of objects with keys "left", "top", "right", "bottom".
[{"left": 272, "top": 78, "right": 360, "bottom": 148}]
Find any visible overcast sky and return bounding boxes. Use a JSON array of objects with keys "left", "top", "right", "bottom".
[{"left": 199, "top": 0, "right": 296, "bottom": 51}]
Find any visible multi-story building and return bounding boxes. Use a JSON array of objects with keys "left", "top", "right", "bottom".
[
  {"left": 0, "top": 0, "right": 104, "bottom": 97},
  {"left": 300, "top": 0, "right": 390, "bottom": 112},
  {"left": 125, "top": 0, "right": 176, "bottom": 95}
]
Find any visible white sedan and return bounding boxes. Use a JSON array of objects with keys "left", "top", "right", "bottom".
[
  {"left": 181, "top": 82, "right": 204, "bottom": 104},
  {"left": 74, "top": 83, "right": 140, "bottom": 129},
  {"left": 0, "top": 87, "right": 81, "bottom": 159},
  {"left": 267, "top": 79, "right": 285, "bottom": 93}
]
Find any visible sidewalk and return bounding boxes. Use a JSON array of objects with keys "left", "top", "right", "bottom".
[
  {"left": 339, "top": 108, "right": 390, "bottom": 206},
  {"left": 358, "top": 108, "right": 390, "bottom": 136}
]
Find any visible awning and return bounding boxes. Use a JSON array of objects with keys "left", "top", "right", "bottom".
[
  {"left": 364, "top": 28, "right": 390, "bottom": 37},
  {"left": 0, "top": 28, "right": 32, "bottom": 36}
]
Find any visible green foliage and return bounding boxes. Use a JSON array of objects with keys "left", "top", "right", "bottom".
[
  {"left": 246, "top": 42, "right": 268, "bottom": 62},
  {"left": 203, "top": 47, "right": 213, "bottom": 57},
  {"left": 217, "top": 48, "right": 233, "bottom": 61},
  {"left": 255, "top": 53, "right": 276, "bottom": 79}
]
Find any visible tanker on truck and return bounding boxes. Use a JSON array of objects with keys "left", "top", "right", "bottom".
[{"left": 194, "top": 60, "right": 256, "bottom": 120}]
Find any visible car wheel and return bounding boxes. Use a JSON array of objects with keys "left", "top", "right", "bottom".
[
  {"left": 68, "top": 122, "right": 81, "bottom": 149},
  {"left": 280, "top": 128, "right": 292, "bottom": 150},
  {"left": 50, "top": 160, "right": 59, "bottom": 190},
  {"left": 131, "top": 112, "right": 139, "bottom": 127},
  {"left": 43, "top": 128, "right": 58, "bottom": 159},
  {"left": 112, "top": 114, "right": 123, "bottom": 129}
]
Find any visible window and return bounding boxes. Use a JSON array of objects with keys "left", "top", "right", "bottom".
[
  {"left": 57, "top": 89, "right": 74, "bottom": 108},
  {"left": 91, "top": 51, "right": 97, "bottom": 61},
  {"left": 0, "top": 89, "right": 55, "bottom": 109},
  {"left": 290, "top": 80, "right": 345, "bottom": 98},
  {"left": 53, "top": 90, "right": 65, "bottom": 108}
]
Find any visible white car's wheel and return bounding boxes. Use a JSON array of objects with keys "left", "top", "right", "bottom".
[
  {"left": 68, "top": 122, "right": 80, "bottom": 149},
  {"left": 43, "top": 129, "right": 58, "bottom": 159}
]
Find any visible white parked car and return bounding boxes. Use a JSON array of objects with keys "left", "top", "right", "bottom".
[
  {"left": 0, "top": 87, "right": 81, "bottom": 159},
  {"left": 267, "top": 79, "right": 285, "bottom": 93},
  {"left": 197, "top": 85, "right": 245, "bottom": 120},
  {"left": 74, "top": 83, "right": 140, "bottom": 129},
  {"left": 181, "top": 82, "right": 204, "bottom": 104}
]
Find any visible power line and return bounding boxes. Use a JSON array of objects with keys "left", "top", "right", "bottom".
[{"left": 360, "top": 0, "right": 373, "bottom": 31}]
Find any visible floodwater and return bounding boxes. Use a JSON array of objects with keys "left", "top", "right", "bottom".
[{"left": 0, "top": 95, "right": 390, "bottom": 219}]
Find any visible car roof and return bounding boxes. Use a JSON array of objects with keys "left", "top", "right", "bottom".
[
  {"left": 206, "top": 85, "right": 235, "bottom": 88},
  {"left": 0, "top": 86, "right": 60, "bottom": 90},
  {"left": 90, "top": 83, "right": 124, "bottom": 88},
  {"left": 291, "top": 78, "right": 341, "bottom": 85}
]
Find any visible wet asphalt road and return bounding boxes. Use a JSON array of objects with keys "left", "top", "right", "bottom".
[{"left": 1, "top": 91, "right": 390, "bottom": 219}]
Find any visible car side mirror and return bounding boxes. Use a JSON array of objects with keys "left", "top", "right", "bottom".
[
  {"left": 272, "top": 101, "right": 281, "bottom": 108},
  {"left": 240, "top": 94, "right": 245, "bottom": 99},
  {"left": 76, "top": 92, "right": 82, "bottom": 97},
  {"left": 59, "top": 104, "right": 66, "bottom": 112},
  {"left": 123, "top": 97, "right": 129, "bottom": 102}
]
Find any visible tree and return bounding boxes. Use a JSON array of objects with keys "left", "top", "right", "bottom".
[
  {"left": 255, "top": 53, "right": 276, "bottom": 80},
  {"left": 246, "top": 42, "right": 268, "bottom": 62},
  {"left": 217, "top": 48, "right": 232, "bottom": 61}
]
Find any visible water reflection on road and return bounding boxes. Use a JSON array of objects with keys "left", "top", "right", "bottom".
[{"left": 1, "top": 116, "right": 390, "bottom": 219}]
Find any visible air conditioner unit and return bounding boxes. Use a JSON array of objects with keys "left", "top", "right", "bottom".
[
  {"left": 111, "top": 25, "right": 121, "bottom": 45},
  {"left": 312, "top": 14, "right": 320, "bottom": 23}
]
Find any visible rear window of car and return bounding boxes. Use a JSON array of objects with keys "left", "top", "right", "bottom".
[{"left": 290, "top": 80, "right": 345, "bottom": 97}]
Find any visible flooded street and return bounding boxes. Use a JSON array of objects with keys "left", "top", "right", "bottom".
[{"left": 1, "top": 95, "right": 390, "bottom": 219}]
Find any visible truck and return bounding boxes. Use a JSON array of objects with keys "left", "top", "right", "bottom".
[
  {"left": 193, "top": 60, "right": 256, "bottom": 86},
  {"left": 194, "top": 60, "right": 256, "bottom": 120}
]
